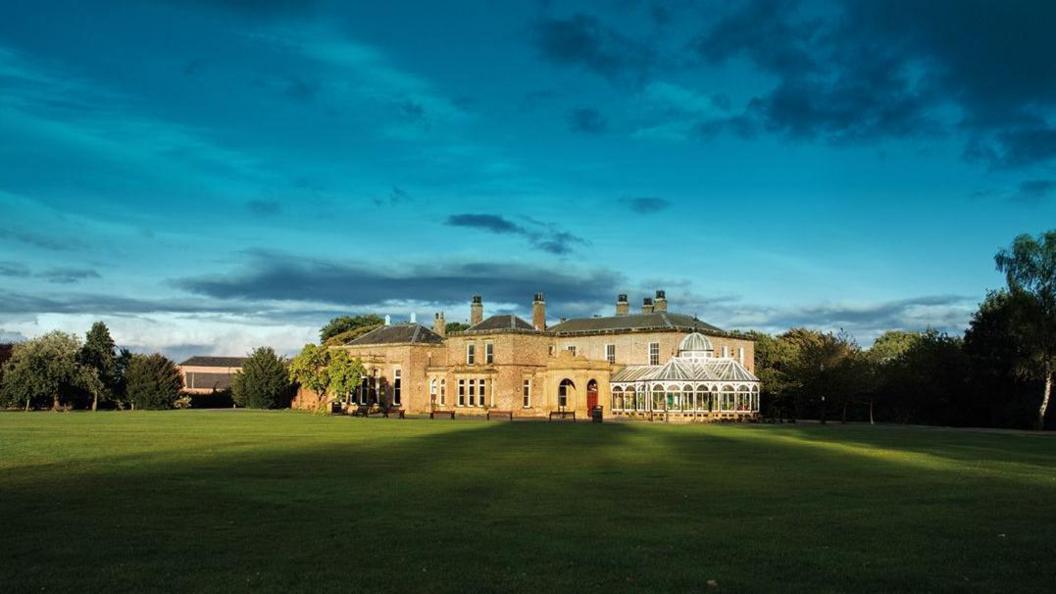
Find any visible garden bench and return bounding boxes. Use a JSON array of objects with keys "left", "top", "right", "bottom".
[
  {"left": 383, "top": 407, "right": 405, "bottom": 419},
  {"left": 549, "top": 410, "right": 576, "bottom": 422},
  {"left": 486, "top": 410, "right": 513, "bottom": 421},
  {"left": 351, "top": 405, "right": 370, "bottom": 417},
  {"left": 430, "top": 410, "right": 456, "bottom": 419}
]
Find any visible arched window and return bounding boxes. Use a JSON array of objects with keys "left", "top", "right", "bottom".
[
  {"left": 737, "top": 384, "right": 750, "bottom": 411},
  {"left": 558, "top": 379, "right": 574, "bottom": 409},
  {"left": 721, "top": 385, "right": 735, "bottom": 411},
  {"left": 682, "top": 384, "right": 694, "bottom": 411},
  {"left": 652, "top": 384, "right": 664, "bottom": 411},
  {"left": 626, "top": 385, "right": 639, "bottom": 412},
  {"left": 696, "top": 384, "right": 709, "bottom": 413},
  {"left": 429, "top": 379, "right": 437, "bottom": 405},
  {"left": 612, "top": 386, "right": 624, "bottom": 411}
]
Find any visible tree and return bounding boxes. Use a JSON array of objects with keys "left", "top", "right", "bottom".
[
  {"left": 445, "top": 322, "right": 471, "bottom": 333},
  {"left": 231, "top": 347, "right": 291, "bottom": 409},
  {"left": 964, "top": 291, "right": 1038, "bottom": 428},
  {"left": 0, "top": 331, "right": 101, "bottom": 411},
  {"left": 320, "top": 315, "right": 384, "bottom": 343},
  {"left": 80, "top": 322, "right": 118, "bottom": 411},
  {"left": 867, "top": 331, "right": 922, "bottom": 424},
  {"left": 289, "top": 344, "right": 366, "bottom": 412},
  {"left": 995, "top": 231, "right": 1056, "bottom": 430},
  {"left": 125, "top": 353, "right": 183, "bottom": 410}
]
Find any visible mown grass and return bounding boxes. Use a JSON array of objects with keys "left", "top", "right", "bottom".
[{"left": 1, "top": 411, "right": 1054, "bottom": 593}]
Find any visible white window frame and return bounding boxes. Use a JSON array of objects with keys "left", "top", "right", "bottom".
[
  {"left": 522, "top": 379, "right": 531, "bottom": 408},
  {"left": 485, "top": 342, "right": 494, "bottom": 364},
  {"left": 649, "top": 342, "right": 660, "bottom": 365},
  {"left": 605, "top": 343, "right": 616, "bottom": 364},
  {"left": 466, "top": 343, "right": 476, "bottom": 365},
  {"left": 566, "top": 345, "right": 576, "bottom": 356},
  {"left": 440, "top": 379, "right": 447, "bottom": 406},
  {"left": 393, "top": 368, "right": 402, "bottom": 406},
  {"left": 468, "top": 379, "right": 476, "bottom": 407},
  {"left": 479, "top": 378, "right": 487, "bottom": 407},
  {"left": 458, "top": 379, "right": 466, "bottom": 406}
]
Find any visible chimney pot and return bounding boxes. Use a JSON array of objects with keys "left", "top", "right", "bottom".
[
  {"left": 616, "top": 293, "right": 630, "bottom": 316},
  {"left": 642, "top": 297, "right": 654, "bottom": 314},
  {"left": 654, "top": 289, "right": 668, "bottom": 312}
]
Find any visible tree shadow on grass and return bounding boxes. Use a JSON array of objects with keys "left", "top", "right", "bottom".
[{"left": 2, "top": 416, "right": 1055, "bottom": 593}]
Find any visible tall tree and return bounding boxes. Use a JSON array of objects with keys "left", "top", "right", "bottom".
[
  {"left": 320, "top": 315, "right": 384, "bottom": 343},
  {"left": 0, "top": 331, "right": 101, "bottom": 411},
  {"left": 995, "top": 231, "right": 1056, "bottom": 430},
  {"left": 289, "top": 344, "right": 365, "bottom": 412},
  {"left": 231, "top": 347, "right": 292, "bottom": 409},
  {"left": 125, "top": 353, "right": 183, "bottom": 410},
  {"left": 80, "top": 321, "right": 118, "bottom": 411},
  {"left": 867, "top": 331, "right": 922, "bottom": 424}
]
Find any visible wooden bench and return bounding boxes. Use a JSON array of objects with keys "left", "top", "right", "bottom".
[
  {"left": 383, "top": 407, "right": 405, "bottom": 419},
  {"left": 429, "top": 410, "right": 455, "bottom": 419},
  {"left": 549, "top": 410, "right": 576, "bottom": 422},
  {"left": 486, "top": 410, "right": 513, "bottom": 421}
]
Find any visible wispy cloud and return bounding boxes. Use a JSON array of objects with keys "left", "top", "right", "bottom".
[{"left": 444, "top": 213, "right": 588, "bottom": 255}]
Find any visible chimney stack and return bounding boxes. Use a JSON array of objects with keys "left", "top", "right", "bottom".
[
  {"left": 641, "top": 297, "right": 654, "bottom": 314},
  {"left": 615, "top": 294, "right": 629, "bottom": 316},
  {"left": 433, "top": 312, "right": 446, "bottom": 337},
  {"left": 654, "top": 290, "right": 667, "bottom": 312},
  {"left": 470, "top": 295, "right": 484, "bottom": 326},
  {"left": 532, "top": 293, "right": 546, "bottom": 331}
]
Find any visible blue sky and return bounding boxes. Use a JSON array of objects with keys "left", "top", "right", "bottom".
[{"left": 2, "top": 0, "right": 1055, "bottom": 358}]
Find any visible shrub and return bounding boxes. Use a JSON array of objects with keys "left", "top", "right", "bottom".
[
  {"left": 126, "top": 353, "right": 182, "bottom": 410},
  {"left": 231, "top": 347, "right": 292, "bottom": 409}
]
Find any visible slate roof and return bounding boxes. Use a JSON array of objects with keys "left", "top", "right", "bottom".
[
  {"left": 348, "top": 323, "right": 445, "bottom": 346},
  {"left": 464, "top": 314, "right": 536, "bottom": 332},
  {"left": 549, "top": 312, "right": 725, "bottom": 336},
  {"left": 179, "top": 356, "right": 248, "bottom": 368},
  {"left": 611, "top": 357, "right": 759, "bottom": 384}
]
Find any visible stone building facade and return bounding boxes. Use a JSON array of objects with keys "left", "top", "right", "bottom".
[{"left": 296, "top": 291, "right": 760, "bottom": 420}]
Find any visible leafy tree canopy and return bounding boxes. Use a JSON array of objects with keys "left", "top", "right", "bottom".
[
  {"left": 288, "top": 344, "right": 366, "bottom": 412},
  {"left": 0, "top": 331, "right": 101, "bottom": 410},
  {"left": 320, "top": 315, "right": 384, "bottom": 343}
]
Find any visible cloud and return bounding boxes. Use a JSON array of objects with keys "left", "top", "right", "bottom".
[
  {"left": 374, "top": 186, "right": 412, "bottom": 207},
  {"left": 534, "top": 14, "right": 653, "bottom": 84},
  {"left": 0, "top": 227, "right": 83, "bottom": 251},
  {"left": 620, "top": 197, "right": 671, "bottom": 214},
  {"left": 37, "top": 268, "right": 101, "bottom": 284},
  {"left": 246, "top": 199, "right": 282, "bottom": 216},
  {"left": 444, "top": 214, "right": 587, "bottom": 255},
  {"left": 693, "top": 0, "right": 1056, "bottom": 167},
  {"left": 0, "top": 261, "right": 31, "bottom": 277},
  {"left": 698, "top": 294, "right": 977, "bottom": 344},
  {"left": 1010, "top": 179, "right": 1056, "bottom": 204},
  {"left": 175, "top": 250, "right": 622, "bottom": 313},
  {"left": 568, "top": 107, "right": 607, "bottom": 134},
  {"left": 0, "top": 329, "right": 28, "bottom": 343}
]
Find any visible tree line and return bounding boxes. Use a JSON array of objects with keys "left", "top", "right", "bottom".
[{"left": 751, "top": 230, "right": 1056, "bottom": 430}]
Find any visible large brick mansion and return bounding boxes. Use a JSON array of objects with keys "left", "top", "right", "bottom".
[{"left": 295, "top": 291, "right": 760, "bottom": 420}]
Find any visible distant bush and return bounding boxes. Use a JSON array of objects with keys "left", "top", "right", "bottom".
[
  {"left": 231, "top": 347, "right": 292, "bottom": 409},
  {"left": 126, "top": 353, "right": 182, "bottom": 410}
]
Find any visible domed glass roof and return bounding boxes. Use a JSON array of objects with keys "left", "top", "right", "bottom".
[{"left": 679, "top": 332, "right": 713, "bottom": 353}]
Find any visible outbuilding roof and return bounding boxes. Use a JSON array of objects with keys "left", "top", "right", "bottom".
[
  {"left": 179, "top": 356, "right": 248, "bottom": 368},
  {"left": 549, "top": 312, "right": 725, "bottom": 336},
  {"left": 348, "top": 323, "right": 444, "bottom": 346}
]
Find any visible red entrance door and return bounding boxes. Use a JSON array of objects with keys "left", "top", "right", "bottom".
[{"left": 587, "top": 380, "right": 599, "bottom": 411}]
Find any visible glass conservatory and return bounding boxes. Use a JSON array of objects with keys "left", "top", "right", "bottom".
[{"left": 609, "top": 333, "right": 761, "bottom": 419}]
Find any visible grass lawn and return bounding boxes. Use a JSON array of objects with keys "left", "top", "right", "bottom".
[{"left": 1, "top": 412, "right": 1055, "bottom": 592}]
